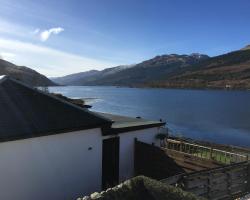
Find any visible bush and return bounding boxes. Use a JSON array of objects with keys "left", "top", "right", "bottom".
[{"left": 79, "top": 176, "right": 205, "bottom": 200}]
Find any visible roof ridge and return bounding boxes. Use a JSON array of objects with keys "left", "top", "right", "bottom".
[
  {"left": 0, "top": 77, "right": 112, "bottom": 124},
  {"left": 0, "top": 75, "right": 10, "bottom": 84}
]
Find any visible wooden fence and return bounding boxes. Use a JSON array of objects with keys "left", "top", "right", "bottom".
[
  {"left": 166, "top": 139, "right": 248, "bottom": 164},
  {"left": 167, "top": 136, "right": 250, "bottom": 157},
  {"left": 135, "top": 139, "right": 250, "bottom": 199},
  {"left": 165, "top": 148, "right": 222, "bottom": 173},
  {"left": 134, "top": 140, "right": 222, "bottom": 179},
  {"left": 162, "top": 161, "right": 250, "bottom": 200},
  {"left": 134, "top": 140, "right": 185, "bottom": 179}
]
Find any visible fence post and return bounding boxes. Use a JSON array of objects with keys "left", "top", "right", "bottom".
[
  {"left": 226, "top": 169, "right": 232, "bottom": 197},
  {"left": 209, "top": 147, "right": 213, "bottom": 160},
  {"left": 207, "top": 172, "right": 211, "bottom": 199},
  {"left": 247, "top": 161, "right": 250, "bottom": 192},
  {"left": 134, "top": 138, "right": 138, "bottom": 176}
]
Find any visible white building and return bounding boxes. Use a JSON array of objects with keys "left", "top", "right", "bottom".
[{"left": 0, "top": 76, "right": 165, "bottom": 200}]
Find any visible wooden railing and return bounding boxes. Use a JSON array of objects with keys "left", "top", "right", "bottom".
[
  {"left": 166, "top": 139, "right": 248, "bottom": 164},
  {"left": 162, "top": 161, "right": 250, "bottom": 200}
]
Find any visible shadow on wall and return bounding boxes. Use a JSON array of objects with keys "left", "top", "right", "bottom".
[{"left": 134, "top": 140, "right": 185, "bottom": 180}]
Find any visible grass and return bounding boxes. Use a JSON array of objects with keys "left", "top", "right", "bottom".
[
  {"left": 192, "top": 149, "right": 232, "bottom": 164},
  {"left": 168, "top": 143, "right": 244, "bottom": 165}
]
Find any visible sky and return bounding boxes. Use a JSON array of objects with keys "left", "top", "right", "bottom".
[{"left": 0, "top": 0, "right": 250, "bottom": 77}]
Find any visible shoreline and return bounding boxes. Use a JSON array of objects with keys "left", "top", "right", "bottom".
[{"left": 48, "top": 84, "right": 250, "bottom": 92}]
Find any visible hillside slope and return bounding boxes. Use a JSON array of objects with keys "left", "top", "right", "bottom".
[
  {"left": 0, "top": 59, "right": 56, "bottom": 86},
  {"left": 51, "top": 70, "right": 99, "bottom": 85},
  {"left": 53, "top": 54, "right": 208, "bottom": 86},
  {"left": 149, "top": 49, "right": 250, "bottom": 89},
  {"left": 52, "top": 46, "right": 250, "bottom": 89},
  {"left": 52, "top": 65, "right": 134, "bottom": 85}
]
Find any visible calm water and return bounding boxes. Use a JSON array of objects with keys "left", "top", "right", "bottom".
[{"left": 49, "top": 86, "right": 250, "bottom": 147}]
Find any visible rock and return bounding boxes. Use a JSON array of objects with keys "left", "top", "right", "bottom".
[{"left": 90, "top": 192, "right": 101, "bottom": 199}]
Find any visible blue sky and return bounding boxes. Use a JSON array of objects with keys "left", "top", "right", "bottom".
[{"left": 0, "top": 0, "right": 250, "bottom": 76}]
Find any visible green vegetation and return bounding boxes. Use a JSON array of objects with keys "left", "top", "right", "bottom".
[
  {"left": 192, "top": 149, "right": 232, "bottom": 164},
  {"left": 167, "top": 141, "right": 246, "bottom": 165},
  {"left": 80, "top": 176, "right": 205, "bottom": 200}
]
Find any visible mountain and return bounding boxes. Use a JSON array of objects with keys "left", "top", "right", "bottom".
[
  {"left": 241, "top": 44, "right": 250, "bottom": 51},
  {"left": 52, "top": 54, "right": 208, "bottom": 86},
  {"left": 149, "top": 48, "right": 250, "bottom": 89},
  {"left": 52, "top": 45, "right": 250, "bottom": 89},
  {"left": 52, "top": 65, "right": 134, "bottom": 85},
  {"left": 0, "top": 59, "right": 56, "bottom": 86},
  {"left": 51, "top": 70, "right": 99, "bottom": 85}
]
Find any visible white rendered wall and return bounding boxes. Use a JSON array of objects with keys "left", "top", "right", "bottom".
[
  {"left": 0, "top": 128, "right": 103, "bottom": 200},
  {"left": 118, "top": 127, "right": 160, "bottom": 182}
]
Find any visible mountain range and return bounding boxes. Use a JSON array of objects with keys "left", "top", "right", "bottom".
[
  {"left": 52, "top": 46, "right": 250, "bottom": 89},
  {"left": 52, "top": 53, "right": 209, "bottom": 86},
  {"left": 52, "top": 65, "right": 134, "bottom": 85},
  {"left": 1, "top": 45, "right": 250, "bottom": 89},
  {"left": 0, "top": 59, "right": 56, "bottom": 86}
]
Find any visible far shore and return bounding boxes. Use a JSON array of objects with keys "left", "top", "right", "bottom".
[{"left": 48, "top": 84, "right": 250, "bottom": 92}]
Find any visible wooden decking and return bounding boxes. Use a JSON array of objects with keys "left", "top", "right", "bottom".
[
  {"left": 134, "top": 139, "right": 222, "bottom": 179},
  {"left": 134, "top": 138, "right": 250, "bottom": 199},
  {"left": 162, "top": 161, "right": 250, "bottom": 200},
  {"left": 165, "top": 148, "right": 223, "bottom": 173}
]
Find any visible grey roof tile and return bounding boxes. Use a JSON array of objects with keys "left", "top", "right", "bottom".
[{"left": 0, "top": 77, "right": 112, "bottom": 142}]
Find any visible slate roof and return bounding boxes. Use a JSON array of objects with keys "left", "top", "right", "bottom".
[
  {"left": 96, "top": 112, "right": 165, "bottom": 135},
  {"left": 0, "top": 76, "right": 112, "bottom": 142}
]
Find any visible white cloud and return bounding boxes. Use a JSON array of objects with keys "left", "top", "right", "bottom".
[
  {"left": 0, "top": 38, "right": 118, "bottom": 77},
  {"left": 0, "top": 19, "right": 62, "bottom": 42},
  {"left": 32, "top": 28, "right": 40, "bottom": 34},
  {"left": 40, "top": 27, "right": 64, "bottom": 42}
]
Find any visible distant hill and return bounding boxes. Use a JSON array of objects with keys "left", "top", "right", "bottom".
[
  {"left": 52, "top": 54, "right": 208, "bottom": 86},
  {"left": 241, "top": 45, "right": 250, "bottom": 51},
  {"left": 52, "top": 45, "right": 250, "bottom": 89},
  {"left": 52, "top": 65, "right": 134, "bottom": 85},
  {"left": 51, "top": 70, "right": 99, "bottom": 85},
  {"left": 0, "top": 59, "right": 56, "bottom": 86}
]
